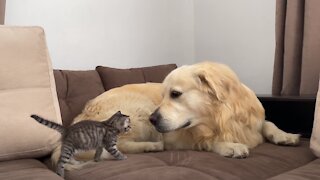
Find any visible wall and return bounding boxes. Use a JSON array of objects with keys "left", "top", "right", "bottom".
[
  {"left": 5, "top": 0, "right": 276, "bottom": 94},
  {"left": 5, "top": 0, "right": 194, "bottom": 69},
  {"left": 194, "top": 0, "right": 275, "bottom": 94}
]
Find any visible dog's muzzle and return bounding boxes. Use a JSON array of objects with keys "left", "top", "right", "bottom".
[
  {"left": 149, "top": 108, "right": 162, "bottom": 127},
  {"left": 150, "top": 108, "right": 172, "bottom": 133},
  {"left": 150, "top": 108, "right": 192, "bottom": 133}
]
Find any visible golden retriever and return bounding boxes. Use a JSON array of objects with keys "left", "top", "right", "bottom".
[{"left": 51, "top": 61, "right": 300, "bottom": 169}]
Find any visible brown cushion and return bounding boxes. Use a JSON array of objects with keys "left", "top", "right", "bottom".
[
  {"left": 66, "top": 140, "right": 316, "bottom": 180},
  {"left": 0, "top": 26, "right": 61, "bottom": 161},
  {"left": 54, "top": 70, "right": 105, "bottom": 127},
  {"left": 311, "top": 80, "right": 320, "bottom": 157},
  {"left": 96, "top": 64, "right": 177, "bottom": 90},
  {"left": 268, "top": 159, "right": 320, "bottom": 180},
  {"left": 0, "top": 159, "right": 62, "bottom": 180}
]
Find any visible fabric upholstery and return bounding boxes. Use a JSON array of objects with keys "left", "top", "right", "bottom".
[
  {"left": 268, "top": 159, "right": 320, "bottom": 180},
  {"left": 54, "top": 70, "right": 105, "bottom": 127},
  {"left": 273, "top": 0, "right": 320, "bottom": 96},
  {"left": 96, "top": 64, "right": 177, "bottom": 90},
  {"left": 311, "top": 80, "right": 320, "bottom": 157},
  {"left": 0, "top": 159, "right": 62, "bottom": 180},
  {"left": 0, "top": 26, "right": 61, "bottom": 161},
  {"left": 66, "top": 139, "right": 317, "bottom": 180}
]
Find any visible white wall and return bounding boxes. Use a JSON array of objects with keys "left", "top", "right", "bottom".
[
  {"left": 5, "top": 0, "right": 276, "bottom": 94},
  {"left": 194, "top": 0, "right": 275, "bottom": 94},
  {"left": 5, "top": 0, "right": 194, "bottom": 69}
]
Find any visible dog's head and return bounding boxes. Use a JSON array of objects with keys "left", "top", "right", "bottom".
[{"left": 149, "top": 61, "right": 239, "bottom": 133}]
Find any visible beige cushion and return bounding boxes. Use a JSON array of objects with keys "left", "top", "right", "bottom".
[
  {"left": 0, "top": 26, "right": 62, "bottom": 161},
  {"left": 311, "top": 80, "right": 320, "bottom": 157}
]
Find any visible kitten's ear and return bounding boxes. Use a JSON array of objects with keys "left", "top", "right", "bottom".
[{"left": 108, "top": 111, "right": 121, "bottom": 120}]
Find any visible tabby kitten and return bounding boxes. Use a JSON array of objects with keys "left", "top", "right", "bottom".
[{"left": 30, "top": 111, "right": 130, "bottom": 178}]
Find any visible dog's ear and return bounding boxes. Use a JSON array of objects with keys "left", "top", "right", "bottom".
[{"left": 195, "top": 71, "right": 229, "bottom": 102}]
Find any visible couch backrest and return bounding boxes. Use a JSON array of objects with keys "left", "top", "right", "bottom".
[
  {"left": 54, "top": 64, "right": 177, "bottom": 127},
  {"left": 96, "top": 64, "right": 177, "bottom": 90},
  {"left": 54, "top": 70, "right": 105, "bottom": 127}
]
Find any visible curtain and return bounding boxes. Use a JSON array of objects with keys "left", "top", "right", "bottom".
[
  {"left": 273, "top": 0, "right": 320, "bottom": 96},
  {"left": 0, "top": 0, "right": 5, "bottom": 24}
]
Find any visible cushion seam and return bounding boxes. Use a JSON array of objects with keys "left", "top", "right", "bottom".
[{"left": 0, "top": 145, "right": 55, "bottom": 158}]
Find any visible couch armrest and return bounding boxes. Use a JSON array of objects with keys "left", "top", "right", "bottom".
[{"left": 257, "top": 95, "right": 316, "bottom": 138}]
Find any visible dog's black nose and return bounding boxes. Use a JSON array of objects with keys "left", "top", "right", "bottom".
[{"left": 150, "top": 108, "right": 161, "bottom": 126}]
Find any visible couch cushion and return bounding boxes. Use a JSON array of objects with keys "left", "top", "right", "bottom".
[
  {"left": 0, "top": 26, "right": 61, "bottom": 161},
  {"left": 0, "top": 159, "right": 62, "bottom": 180},
  {"left": 96, "top": 64, "right": 177, "bottom": 90},
  {"left": 54, "top": 70, "right": 105, "bottom": 127},
  {"left": 66, "top": 139, "right": 316, "bottom": 180},
  {"left": 268, "top": 159, "right": 320, "bottom": 180},
  {"left": 311, "top": 80, "right": 320, "bottom": 157}
]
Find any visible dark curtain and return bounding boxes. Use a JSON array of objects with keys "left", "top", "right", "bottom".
[
  {"left": 273, "top": 0, "right": 320, "bottom": 96},
  {"left": 0, "top": 0, "right": 5, "bottom": 24}
]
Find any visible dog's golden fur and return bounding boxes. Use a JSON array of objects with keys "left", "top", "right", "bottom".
[{"left": 51, "top": 61, "right": 300, "bottom": 169}]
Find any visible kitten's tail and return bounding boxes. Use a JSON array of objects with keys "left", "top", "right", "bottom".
[{"left": 30, "top": 115, "right": 65, "bottom": 134}]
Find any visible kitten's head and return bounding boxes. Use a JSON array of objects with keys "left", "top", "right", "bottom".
[{"left": 105, "top": 111, "right": 131, "bottom": 133}]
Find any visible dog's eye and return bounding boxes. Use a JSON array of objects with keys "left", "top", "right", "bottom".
[{"left": 170, "top": 90, "right": 182, "bottom": 99}]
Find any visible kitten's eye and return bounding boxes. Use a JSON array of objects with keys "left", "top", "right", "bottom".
[{"left": 170, "top": 90, "right": 182, "bottom": 99}]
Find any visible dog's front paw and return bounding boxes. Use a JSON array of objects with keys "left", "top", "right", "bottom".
[
  {"left": 213, "top": 142, "right": 249, "bottom": 159},
  {"left": 144, "top": 142, "right": 164, "bottom": 152},
  {"left": 69, "top": 158, "right": 84, "bottom": 165}
]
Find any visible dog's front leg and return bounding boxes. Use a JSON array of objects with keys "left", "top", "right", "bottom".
[{"left": 191, "top": 125, "right": 249, "bottom": 158}]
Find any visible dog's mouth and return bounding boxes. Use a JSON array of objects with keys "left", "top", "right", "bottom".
[
  {"left": 180, "top": 121, "right": 191, "bottom": 128},
  {"left": 155, "top": 120, "right": 191, "bottom": 133}
]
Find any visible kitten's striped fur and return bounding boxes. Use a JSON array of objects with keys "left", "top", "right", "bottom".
[{"left": 30, "top": 111, "right": 130, "bottom": 178}]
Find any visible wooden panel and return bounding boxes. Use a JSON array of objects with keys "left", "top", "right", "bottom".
[
  {"left": 258, "top": 95, "right": 316, "bottom": 138},
  {"left": 0, "top": 0, "right": 5, "bottom": 24}
]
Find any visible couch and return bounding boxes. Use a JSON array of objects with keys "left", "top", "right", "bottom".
[
  {"left": 0, "top": 65, "right": 318, "bottom": 180},
  {"left": 0, "top": 26, "right": 319, "bottom": 180}
]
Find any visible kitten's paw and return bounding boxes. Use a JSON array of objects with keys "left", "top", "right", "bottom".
[
  {"left": 100, "top": 149, "right": 113, "bottom": 160},
  {"left": 56, "top": 169, "right": 64, "bottom": 178},
  {"left": 117, "top": 155, "right": 127, "bottom": 160},
  {"left": 213, "top": 142, "right": 249, "bottom": 159}
]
